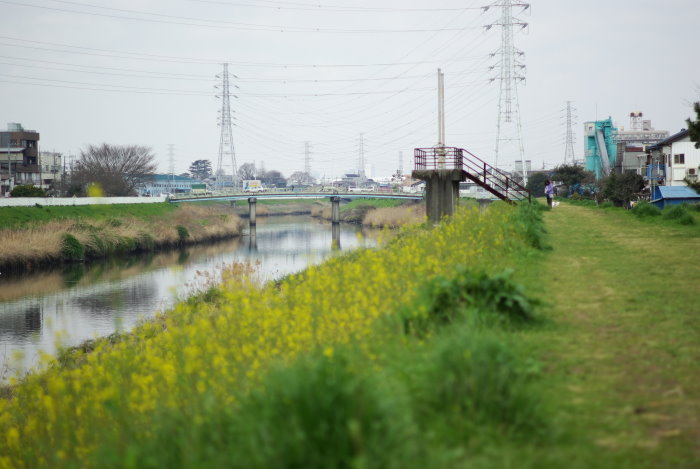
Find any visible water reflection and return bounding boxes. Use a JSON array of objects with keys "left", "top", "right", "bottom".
[{"left": 0, "top": 216, "right": 378, "bottom": 378}]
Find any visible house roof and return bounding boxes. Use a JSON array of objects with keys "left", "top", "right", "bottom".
[
  {"left": 653, "top": 185, "right": 700, "bottom": 200},
  {"left": 648, "top": 129, "right": 689, "bottom": 151}
]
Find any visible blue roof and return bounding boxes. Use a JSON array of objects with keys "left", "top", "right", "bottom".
[{"left": 653, "top": 186, "right": 700, "bottom": 200}]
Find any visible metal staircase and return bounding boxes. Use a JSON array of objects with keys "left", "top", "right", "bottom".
[{"left": 414, "top": 147, "right": 531, "bottom": 204}]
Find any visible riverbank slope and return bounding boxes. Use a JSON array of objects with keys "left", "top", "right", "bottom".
[{"left": 0, "top": 203, "right": 243, "bottom": 272}]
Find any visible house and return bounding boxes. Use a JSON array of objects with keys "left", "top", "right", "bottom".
[
  {"left": 647, "top": 129, "right": 700, "bottom": 187},
  {"left": 0, "top": 123, "right": 40, "bottom": 196},
  {"left": 141, "top": 174, "right": 202, "bottom": 196}
]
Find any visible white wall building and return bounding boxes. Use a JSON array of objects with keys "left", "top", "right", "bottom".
[{"left": 648, "top": 129, "right": 700, "bottom": 187}]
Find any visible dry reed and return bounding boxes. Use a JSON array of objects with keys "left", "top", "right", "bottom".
[
  {"left": 363, "top": 205, "right": 426, "bottom": 228},
  {"left": 0, "top": 205, "right": 243, "bottom": 269}
]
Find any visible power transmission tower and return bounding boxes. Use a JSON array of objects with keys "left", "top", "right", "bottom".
[
  {"left": 216, "top": 63, "right": 238, "bottom": 191},
  {"left": 486, "top": 0, "right": 529, "bottom": 169},
  {"left": 304, "top": 141, "right": 312, "bottom": 176},
  {"left": 358, "top": 134, "right": 366, "bottom": 180},
  {"left": 167, "top": 144, "right": 175, "bottom": 185},
  {"left": 399, "top": 151, "right": 404, "bottom": 175},
  {"left": 563, "top": 101, "right": 577, "bottom": 165}
]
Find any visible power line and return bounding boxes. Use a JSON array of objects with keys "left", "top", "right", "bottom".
[
  {"left": 187, "top": 0, "right": 487, "bottom": 13},
  {"left": 1, "top": 0, "right": 485, "bottom": 34}
]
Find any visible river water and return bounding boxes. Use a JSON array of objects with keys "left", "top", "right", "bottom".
[{"left": 0, "top": 216, "right": 377, "bottom": 379}]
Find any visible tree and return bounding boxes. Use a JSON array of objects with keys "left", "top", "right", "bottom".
[
  {"left": 259, "top": 170, "right": 286, "bottom": 187},
  {"left": 601, "top": 171, "right": 645, "bottom": 207},
  {"left": 72, "top": 144, "right": 157, "bottom": 196},
  {"left": 10, "top": 185, "right": 47, "bottom": 197},
  {"left": 188, "top": 160, "right": 212, "bottom": 180},
  {"left": 551, "top": 164, "right": 596, "bottom": 196},
  {"left": 238, "top": 162, "right": 257, "bottom": 180},
  {"left": 288, "top": 171, "right": 315, "bottom": 186},
  {"left": 686, "top": 101, "right": 700, "bottom": 149},
  {"left": 525, "top": 172, "right": 549, "bottom": 198}
]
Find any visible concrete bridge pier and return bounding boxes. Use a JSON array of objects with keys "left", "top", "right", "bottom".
[
  {"left": 330, "top": 196, "right": 341, "bottom": 249},
  {"left": 248, "top": 197, "right": 257, "bottom": 227},
  {"left": 412, "top": 169, "right": 466, "bottom": 225},
  {"left": 330, "top": 196, "right": 340, "bottom": 224}
]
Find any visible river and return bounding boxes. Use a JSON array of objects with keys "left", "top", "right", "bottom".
[{"left": 0, "top": 215, "right": 377, "bottom": 380}]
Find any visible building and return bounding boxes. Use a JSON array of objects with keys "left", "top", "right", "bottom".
[
  {"left": 39, "top": 151, "right": 63, "bottom": 192},
  {"left": 584, "top": 118, "right": 617, "bottom": 179},
  {"left": 140, "top": 174, "right": 202, "bottom": 196},
  {"left": 647, "top": 129, "right": 700, "bottom": 187},
  {"left": 0, "top": 123, "right": 40, "bottom": 196},
  {"left": 614, "top": 112, "right": 669, "bottom": 173}
]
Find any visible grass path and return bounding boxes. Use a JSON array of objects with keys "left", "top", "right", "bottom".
[{"left": 524, "top": 203, "right": 700, "bottom": 467}]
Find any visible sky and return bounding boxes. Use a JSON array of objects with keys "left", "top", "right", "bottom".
[{"left": 0, "top": 0, "right": 698, "bottom": 180}]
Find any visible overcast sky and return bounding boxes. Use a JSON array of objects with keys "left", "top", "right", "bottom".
[{"left": 1, "top": 0, "right": 698, "bottom": 179}]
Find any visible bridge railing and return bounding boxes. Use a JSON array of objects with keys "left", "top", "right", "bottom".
[{"left": 414, "top": 147, "right": 464, "bottom": 170}]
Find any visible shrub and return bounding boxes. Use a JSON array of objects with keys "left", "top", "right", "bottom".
[
  {"left": 224, "top": 353, "right": 417, "bottom": 469},
  {"left": 401, "top": 268, "right": 538, "bottom": 336},
  {"left": 513, "top": 201, "right": 548, "bottom": 250},
  {"left": 10, "top": 185, "right": 47, "bottom": 197},
  {"left": 176, "top": 225, "right": 190, "bottom": 242},
  {"left": 61, "top": 233, "right": 85, "bottom": 261},
  {"left": 663, "top": 205, "right": 696, "bottom": 225},
  {"left": 631, "top": 201, "right": 661, "bottom": 217},
  {"left": 410, "top": 328, "right": 546, "bottom": 441}
]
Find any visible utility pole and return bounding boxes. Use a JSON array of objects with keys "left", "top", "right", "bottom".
[
  {"left": 486, "top": 0, "right": 528, "bottom": 169},
  {"left": 563, "top": 101, "right": 577, "bottom": 165},
  {"left": 216, "top": 63, "right": 238, "bottom": 191},
  {"left": 437, "top": 68, "right": 446, "bottom": 168}
]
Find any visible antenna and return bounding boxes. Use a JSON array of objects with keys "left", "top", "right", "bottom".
[
  {"left": 486, "top": 0, "right": 528, "bottom": 169},
  {"left": 216, "top": 63, "right": 238, "bottom": 191}
]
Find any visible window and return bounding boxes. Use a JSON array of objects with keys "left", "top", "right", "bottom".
[{"left": 674, "top": 154, "right": 685, "bottom": 164}]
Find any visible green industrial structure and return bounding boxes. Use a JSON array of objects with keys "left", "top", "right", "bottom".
[{"left": 584, "top": 118, "right": 618, "bottom": 179}]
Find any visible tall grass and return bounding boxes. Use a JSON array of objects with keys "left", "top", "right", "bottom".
[
  {"left": 0, "top": 204, "right": 243, "bottom": 270},
  {"left": 0, "top": 202, "right": 549, "bottom": 468}
]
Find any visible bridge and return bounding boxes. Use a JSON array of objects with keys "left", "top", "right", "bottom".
[
  {"left": 412, "top": 146, "right": 531, "bottom": 224},
  {"left": 167, "top": 192, "right": 423, "bottom": 204}
]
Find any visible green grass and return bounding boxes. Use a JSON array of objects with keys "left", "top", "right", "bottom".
[
  {"left": 505, "top": 203, "right": 700, "bottom": 467},
  {"left": 0, "top": 203, "right": 177, "bottom": 230},
  {"left": 340, "top": 198, "right": 408, "bottom": 211}
]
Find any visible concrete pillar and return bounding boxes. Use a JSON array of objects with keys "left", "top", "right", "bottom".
[
  {"left": 412, "top": 169, "right": 466, "bottom": 225},
  {"left": 330, "top": 196, "right": 340, "bottom": 224},
  {"left": 478, "top": 198, "right": 493, "bottom": 214},
  {"left": 331, "top": 223, "right": 341, "bottom": 250},
  {"left": 248, "top": 197, "right": 257, "bottom": 227}
]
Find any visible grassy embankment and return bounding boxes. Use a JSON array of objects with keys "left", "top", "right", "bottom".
[
  {"left": 311, "top": 198, "right": 425, "bottom": 227},
  {"left": 509, "top": 202, "right": 700, "bottom": 468},
  {"left": 229, "top": 198, "right": 321, "bottom": 218},
  {"left": 0, "top": 203, "right": 243, "bottom": 271},
  {"left": 1, "top": 200, "right": 698, "bottom": 467}
]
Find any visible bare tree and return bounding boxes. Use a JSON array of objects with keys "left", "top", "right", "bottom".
[
  {"left": 238, "top": 162, "right": 257, "bottom": 180},
  {"left": 72, "top": 144, "right": 157, "bottom": 196}
]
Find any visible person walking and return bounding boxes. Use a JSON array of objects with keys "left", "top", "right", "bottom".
[{"left": 544, "top": 179, "right": 554, "bottom": 208}]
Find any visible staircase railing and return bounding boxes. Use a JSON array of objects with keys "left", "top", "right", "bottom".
[{"left": 414, "top": 146, "right": 531, "bottom": 204}]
